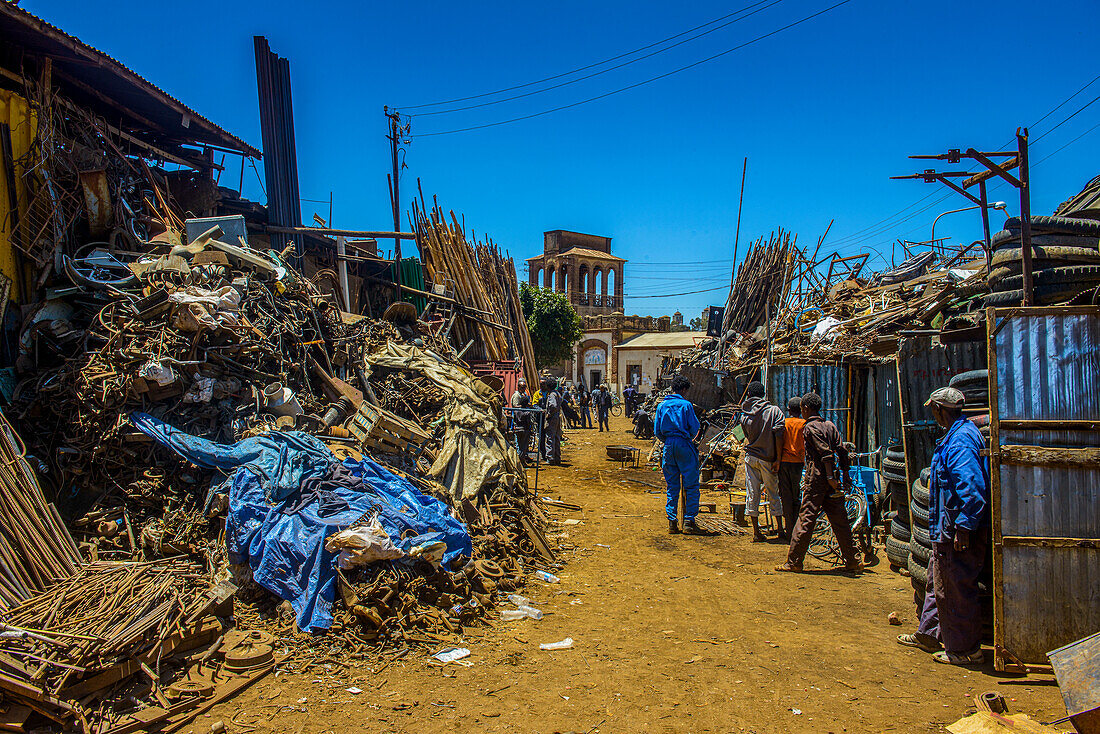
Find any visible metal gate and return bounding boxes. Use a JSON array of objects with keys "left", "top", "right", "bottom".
[{"left": 988, "top": 306, "right": 1100, "bottom": 669}]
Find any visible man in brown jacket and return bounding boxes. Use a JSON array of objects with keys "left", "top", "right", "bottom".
[{"left": 775, "top": 391, "right": 863, "bottom": 573}]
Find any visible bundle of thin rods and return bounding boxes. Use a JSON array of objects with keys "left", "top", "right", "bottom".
[
  {"left": 412, "top": 194, "right": 538, "bottom": 385},
  {"left": 0, "top": 559, "right": 208, "bottom": 701},
  {"left": 0, "top": 412, "right": 83, "bottom": 612},
  {"left": 721, "top": 228, "right": 798, "bottom": 337}
]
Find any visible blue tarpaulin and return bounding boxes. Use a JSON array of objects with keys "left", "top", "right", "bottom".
[{"left": 131, "top": 413, "right": 472, "bottom": 632}]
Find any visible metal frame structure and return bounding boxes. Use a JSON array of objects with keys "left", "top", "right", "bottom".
[{"left": 894, "top": 128, "right": 1035, "bottom": 304}]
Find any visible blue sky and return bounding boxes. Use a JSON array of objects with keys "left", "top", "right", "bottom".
[{"left": 23, "top": 0, "right": 1100, "bottom": 320}]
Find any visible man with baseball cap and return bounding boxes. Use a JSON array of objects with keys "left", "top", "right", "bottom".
[{"left": 897, "top": 385, "right": 990, "bottom": 665}]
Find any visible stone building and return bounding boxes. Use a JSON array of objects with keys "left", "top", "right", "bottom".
[{"left": 526, "top": 230, "right": 625, "bottom": 316}]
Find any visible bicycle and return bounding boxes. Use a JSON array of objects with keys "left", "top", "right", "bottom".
[{"left": 609, "top": 394, "right": 623, "bottom": 417}]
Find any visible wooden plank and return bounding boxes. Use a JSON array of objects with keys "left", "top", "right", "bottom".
[
  {"left": 998, "top": 419, "right": 1100, "bottom": 430},
  {"left": 1002, "top": 536, "right": 1100, "bottom": 548},
  {"left": 987, "top": 307, "right": 1006, "bottom": 673},
  {"left": 991, "top": 305, "right": 1100, "bottom": 318},
  {"left": 1000, "top": 445, "right": 1100, "bottom": 467}
]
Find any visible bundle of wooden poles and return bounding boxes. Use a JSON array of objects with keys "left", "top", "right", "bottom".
[
  {"left": 412, "top": 195, "right": 538, "bottom": 385},
  {"left": 0, "top": 413, "right": 83, "bottom": 612},
  {"left": 721, "top": 228, "right": 798, "bottom": 336}
]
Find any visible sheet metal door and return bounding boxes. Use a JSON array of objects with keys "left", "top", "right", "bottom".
[{"left": 989, "top": 306, "right": 1100, "bottom": 669}]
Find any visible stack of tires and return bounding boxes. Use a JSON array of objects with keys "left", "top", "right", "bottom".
[
  {"left": 882, "top": 446, "right": 910, "bottom": 570},
  {"left": 908, "top": 467, "right": 932, "bottom": 592},
  {"left": 948, "top": 368, "right": 995, "bottom": 639},
  {"left": 985, "top": 216, "right": 1100, "bottom": 307}
]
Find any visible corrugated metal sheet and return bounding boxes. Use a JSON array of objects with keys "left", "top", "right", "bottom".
[
  {"left": 0, "top": 3, "right": 259, "bottom": 157},
  {"left": 896, "top": 335, "right": 986, "bottom": 479},
  {"left": 874, "top": 362, "right": 902, "bottom": 450},
  {"left": 1001, "top": 546, "right": 1099, "bottom": 663},
  {"left": 993, "top": 309, "right": 1100, "bottom": 664},
  {"left": 767, "top": 364, "right": 848, "bottom": 439},
  {"left": 996, "top": 313, "right": 1100, "bottom": 420}
]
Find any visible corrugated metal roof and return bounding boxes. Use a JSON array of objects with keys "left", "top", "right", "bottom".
[
  {"left": 616, "top": 331, "right": 705, "bottom": 349},
  {"left": 0, "top": 2, "right": 260, "bottom": 158}
]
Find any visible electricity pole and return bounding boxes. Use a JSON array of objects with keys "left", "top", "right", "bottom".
[{"left": 384, "top": 108, "right": 409, "bottom": 301}]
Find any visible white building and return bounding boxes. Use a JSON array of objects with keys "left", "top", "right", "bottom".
[{"left": 614, "top": 331, "right": 706, "bottom": 396}]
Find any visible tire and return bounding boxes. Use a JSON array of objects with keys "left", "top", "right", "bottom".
[
  {"left": 610, "top": 405, "right": 623, "bottom": 417},
  {"left": 910, "top": 537, "right": 931, "bottom": 564},
  {"left": 888, "top": 480, "right": 910, "bottom": 518},
  {"left": 912, "top": 522, "right": 932, "bottom": 549},
  {"left": 992, "top": 246, "right": 1100, "bottom": 269},
  {"left": 920, "top": 466, "right": 930, "bottom": 484},
  {"left": 911, "top": 501, "right": 930, "bottom": 527},
  {"left": 908, "top": 553, "right": 928, "bottom": 586},
  {"left": 885, "top": 446, "right": 905, "bottom": 462},
  {"left": 990, "top": 230, "right": 1100, "bottom": 251},
  {"left": 886, "top": 535, "right": 910, "bottom": 568},
  {"left": 890, "top": 519, "right": 911, "bottom": 543},
  {"left": 949, "top": 369, "right": 989, "bottom": 406},
  {"left": 983, "top": 280, "right": 1098, "bottom": 307},
  {"left": 990, "top": 264, "right": 1100, "bottom": 294},
  {"left": 881, "top": 458, "right": 907, "bottom": 484},
  {"left": 1003, "top": 215, "right": 1100, "bottom": 237},
  {"left": 911, "top": 478, "right": 930, "bottom": 508}
]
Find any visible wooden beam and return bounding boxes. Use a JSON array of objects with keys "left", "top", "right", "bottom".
[
  {"left": 266, "top": 225, "right": 416, "bottom": 240},
  {"left": 1001, "top": 536, "right": 1100, "bottom": 548},
  {"left": 999, "top": 445, "right": 1100, "bottom": 467},
  {"left": 998, "top": 419, "right": 1100, "bottom": 431}
]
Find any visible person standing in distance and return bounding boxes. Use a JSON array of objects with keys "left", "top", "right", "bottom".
[
  {"left": 655, "top": 376, "right": 705, "bottom": 535},
  {"left": 510, "top": 378, "right": 533, "bottom": 466},
  {"left": 593, "top": 384, "right": 612, "bottom": 432}
]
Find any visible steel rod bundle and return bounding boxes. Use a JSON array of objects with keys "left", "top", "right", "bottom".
[
  {"left": 721, "top": 228, "right": 798, "bottom": 337},
  {"left": 0, "top": 412, "right": 82, "bottom": 612}
]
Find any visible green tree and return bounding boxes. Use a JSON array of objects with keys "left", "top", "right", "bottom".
[
  {"left": 519, "top": 283, "right": 583, "bottom": 368},
  {"left": 689, "top": 316, "right": 705, "bottom": 330}
]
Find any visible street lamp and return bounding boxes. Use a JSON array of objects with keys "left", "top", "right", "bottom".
[{"left": 931, "top": 201, "right": 1008, "bottom": 250}]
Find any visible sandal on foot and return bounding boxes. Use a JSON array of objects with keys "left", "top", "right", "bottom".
[
  {"left": 933, "top": 648, "right": 984, "bottom": 665},
  {"left": 896, "top": 633, "right": 941, "bottom": 653},
  {"left": 774, "top": 562, "right": 803, "bottom": 572}
]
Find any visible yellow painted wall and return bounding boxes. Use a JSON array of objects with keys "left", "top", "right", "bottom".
[{"left": 0, "top": 89, "right": 36, "bottom": 302}]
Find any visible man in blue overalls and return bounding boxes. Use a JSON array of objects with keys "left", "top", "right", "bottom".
[
  {"left": 897, "top": 386, "right": 990, "bottom": 665},
  {"left": 655, "top": 375, "right": 704, "bottom": 535}
]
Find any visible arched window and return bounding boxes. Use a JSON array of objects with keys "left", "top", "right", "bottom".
[
  {"left": 579, "top": 265, "right": 589, "bottom": 294},
  {"left": 531, "top": 265, "right": 542, "bottom": 285},
  {"left": 559, "top": 265, "right": 568, "bottom": 293},
  {"left": 591, "top": 267, "right": 602, "bottom": 294},
  {"left": 548, "top": 268, "right": 555, "bottom": 290},
  {"left": 606, "top": 268, "right": 615, "bottom": 297}
]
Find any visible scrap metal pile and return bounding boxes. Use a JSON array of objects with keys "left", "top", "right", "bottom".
[{"left": 0, "top": 110, "right": 555, "bottom": 729}]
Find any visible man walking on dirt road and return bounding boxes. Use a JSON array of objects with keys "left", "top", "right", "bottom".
[
  {"left": 736, "top": 381, "right": 786, "bottom": 542},
  {"left": 776, "top": 391, "right": 863, "bottom": 573},
  {"left": 655, "top": 375, "right": 704, "bottom": 535},
  {"left": 593, "top": 385, "right": 612, "bottom": 432},
  {"left": 897, "top": 386, "right": 990, "bottom": 666}
]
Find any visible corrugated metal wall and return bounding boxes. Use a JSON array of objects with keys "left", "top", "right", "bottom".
[
  {"left": 874, "top": 362, "right": 902, "bottom": 450},
  {"left": 895, "top": 335, "right": 986, "bottom": 484},
  {"left": 993, "top": 309, "right": 1100, "bottom": 664},
  {"left": 768, "top": 364, "right": 848, "bottom": 439}
]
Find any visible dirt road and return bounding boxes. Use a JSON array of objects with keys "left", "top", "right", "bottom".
[{"left": 206, "top": 416, "right": 1064, "bottom": 734}]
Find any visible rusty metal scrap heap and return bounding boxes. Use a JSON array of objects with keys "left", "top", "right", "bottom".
[{"left": 1, "top": 220, "right": 557, "bottom": 730}]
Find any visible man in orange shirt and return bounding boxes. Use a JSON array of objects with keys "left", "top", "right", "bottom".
[{"left": 775, "top": 396, "right": 806, "bottom": 540}]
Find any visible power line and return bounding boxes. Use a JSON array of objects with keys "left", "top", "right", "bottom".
[
  {"left": 413, "top": 0, "right": 784, "bottom": 117},
  {"left": 1032, "top": 92, "right": 1100, "bottom": 144},
  {"left": 1030, "top": 73, "right": 1100, "bottom": 130},
  {"left": 413, "top": 0, "right": 853, "bottom": 137},
  {"left": 400, "top": 1, "right": 778, "bottom": 110},
  {"left": 623, "top": 285, "right": 730, "bottom": 298}
]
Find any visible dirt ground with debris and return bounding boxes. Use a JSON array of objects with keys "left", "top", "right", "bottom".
[{"left": 201, "top": 416, "right": 1065, "bottom": 734}]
